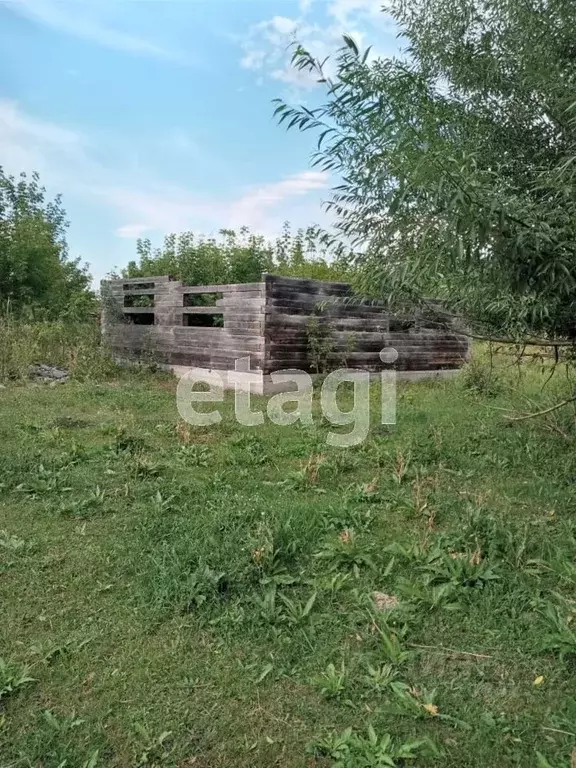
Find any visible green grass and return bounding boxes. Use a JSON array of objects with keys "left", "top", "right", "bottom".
[{"left": 1, "top": 356, "right": 575, "bottom": 767}]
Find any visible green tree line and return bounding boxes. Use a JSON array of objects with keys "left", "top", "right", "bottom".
[{"left": 121, "top": 223, "right": 352, "bottom": 285}]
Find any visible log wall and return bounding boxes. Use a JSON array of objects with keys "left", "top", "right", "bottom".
[
  {"left": 262, "top": 275, "right": 470, "bottom": 373},
  {"left": 101, "top": 274, "right": 470, "bottom": 374},
  {"left": 101, "top": 276, "right": 266, "bottom": 371}
]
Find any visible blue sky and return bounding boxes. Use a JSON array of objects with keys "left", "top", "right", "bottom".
[{"left": 0, "top": 0, "right": 399, "bottom": 282}]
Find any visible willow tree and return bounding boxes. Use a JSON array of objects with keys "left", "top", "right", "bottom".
[{"left": 275, "top": 0, "right": 576, "bottom": 343}]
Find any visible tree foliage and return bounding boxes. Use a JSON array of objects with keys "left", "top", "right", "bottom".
[
  {"left": 0, "top": 168, "right": 95, "bottom": 320},
  {"left": 122, "top": 223, "right": 352, "bottom": 284},
  {"left": 275, "top": 0, "right": 576, "bottom": 340}
]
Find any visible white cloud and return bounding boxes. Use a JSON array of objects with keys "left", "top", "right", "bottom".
[
  {"left": 6, "top": 0, "right": 181, "bottom": 60},
  {"left": 241, "top": 15, "right": 337, "bottom": 90},
  {"left": 0, "top": 98, "right": 90, "bottom": 183},
  {"left": 328, "top": 0, "right": 385, "bottom": 25},
  {"left": 0, "top": 99, "right": 82, "bottom": 151},
  {"left": 115, "top": 223, "right": 150, "bottom": 240},
  {"left": 98, "top": 183, "right": 220, "bottom": 237},
  {"left": 241, "top": 47, "right": 267, "bottom": 71},
  {"left": 228, "top": 171, "right": 329, "bottom": 230},
  {"left": 0, "top": 100, "right": 329, "bottom": 247},
  {"left": 240, "top": 0, "right": 397, "bottom": 92},
  {"left": 104, "top": 171, "right": 329, "bottom": 238},
  {"left": 268, "top": 15, "right": 300, "bottom": 36}
]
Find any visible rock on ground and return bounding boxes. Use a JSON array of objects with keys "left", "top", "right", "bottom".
[{"left": 29, "top": 364, "right": 70, "bottom": 383}]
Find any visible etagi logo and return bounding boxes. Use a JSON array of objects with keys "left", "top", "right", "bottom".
[{"left": 177, "top": 348, "right": 398, "bottom": 448}]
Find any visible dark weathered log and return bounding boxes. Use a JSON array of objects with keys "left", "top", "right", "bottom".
[
  {"left": 266, "top": 274, "right": 351, "bottom": 296},
  {"left": 219, "top": 291, "right": 263, "bottom": 301}
]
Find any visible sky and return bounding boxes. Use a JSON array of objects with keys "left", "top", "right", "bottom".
[{"left": 0, "top": 0, "right": 400, "bottom": 282}]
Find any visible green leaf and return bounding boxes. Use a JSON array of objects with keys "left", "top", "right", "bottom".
[
  {"left": 303, "top": 591, "right": 317, "bottom": 617},
  {"left": 255, "top": 663, "right": 274, "bottom": 684}
]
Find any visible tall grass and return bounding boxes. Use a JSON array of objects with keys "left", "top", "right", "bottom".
[{"left": 0, "top": 317, "right": 118, "bottom": 383}]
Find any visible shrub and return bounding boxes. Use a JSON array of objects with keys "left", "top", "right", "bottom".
[
  {"left": 461, "top": 356, "right": 503, "bottom": 397},
  {"left": 0, "top": 318, "right": 118, "bottom": 383}
]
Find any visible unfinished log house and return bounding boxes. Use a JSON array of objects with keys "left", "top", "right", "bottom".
[{"left": 101, "top": 274, "right": 470, "bottom": 391}]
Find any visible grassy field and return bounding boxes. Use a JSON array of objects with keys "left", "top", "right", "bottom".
[{"left": 1, "top": 357, "right": 575, "bottom": 767}]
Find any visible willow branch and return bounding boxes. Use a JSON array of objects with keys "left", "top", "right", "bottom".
[{"left": 505, "top": 395, "right": 576, "bottom": 422}]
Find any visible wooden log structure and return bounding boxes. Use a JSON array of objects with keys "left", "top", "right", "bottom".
[{"left": 100, "top": 274, "right": 471, "bottom": 377}]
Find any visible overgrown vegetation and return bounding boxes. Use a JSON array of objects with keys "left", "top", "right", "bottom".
[
  {"left": 122, "top": 222, "right": 353, "bottom": 285},
  {"left": 0, "top": 318, "right": 119, "bottom": 383},
  {"left": 1, "top": 356, "right": 576, "bottom": 766}
]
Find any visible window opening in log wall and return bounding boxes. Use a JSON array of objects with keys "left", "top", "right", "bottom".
[
  {"left": 183, "top": 293, "right": 223, "bottom": 307},
  {"left": 183, "top": 313, "right": 224, "bottom": 327},
  {"left": 125, "top": 312, "right": 155, "bottom": 325},
  {"left": 124, "top": 294, "right": 155, "bottom": 307}
]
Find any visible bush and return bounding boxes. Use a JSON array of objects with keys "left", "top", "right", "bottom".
[
  {"left": 461, "top": 356, "right": 503, "bottom": 397},
  {"left": 0, "top": 318, "right": 118, "bottom": 383}
]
